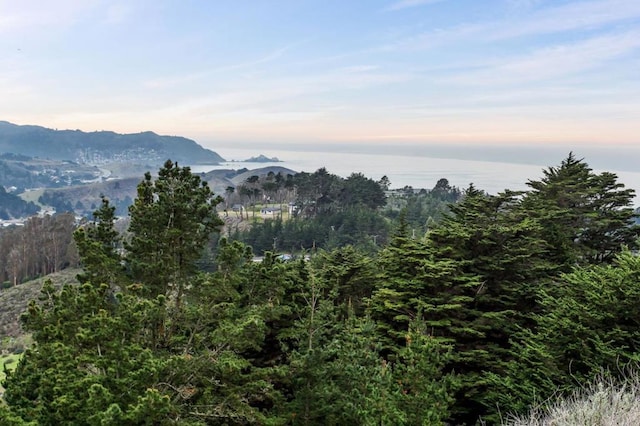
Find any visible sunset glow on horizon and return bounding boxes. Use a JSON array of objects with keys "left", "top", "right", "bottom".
[{"left": 1, "top": 0, "right": 638, "bottom": 150}]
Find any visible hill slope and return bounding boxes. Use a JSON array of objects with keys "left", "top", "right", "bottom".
[
  {"left": 0, "top": 121, "right": 224, "bottom": 165},
  {"left": 0, "top": 268, "right": 81, "bottom": 339}
]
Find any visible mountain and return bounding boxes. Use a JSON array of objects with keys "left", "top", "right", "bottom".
[{"left": 0, "top": 121, "right": 225, "bottom": 165}]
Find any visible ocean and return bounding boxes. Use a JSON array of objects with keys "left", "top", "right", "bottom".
[{"left": 190, "top": 146, "right": 640, "bottom": 204}]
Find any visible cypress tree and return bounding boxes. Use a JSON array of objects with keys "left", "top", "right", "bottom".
[{"left": 523, "top": 153, "right": 639, "bottom": 268}]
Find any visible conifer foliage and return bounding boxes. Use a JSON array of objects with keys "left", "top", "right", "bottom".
[{"left": 1, "top": 154, "right": 639, "bottom": 425}]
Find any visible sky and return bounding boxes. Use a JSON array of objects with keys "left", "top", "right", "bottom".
[{"left": 1, "top": 0, "right": 639, "bottom": 151}]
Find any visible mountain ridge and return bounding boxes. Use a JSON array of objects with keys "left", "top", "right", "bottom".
[{"left": 0, "top": 121, "right": 225, "bottom": 165}]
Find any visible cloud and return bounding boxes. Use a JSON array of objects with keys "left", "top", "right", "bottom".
[
  {"left": 380, "top": 0, "right": 640, "bottom": 52},
  {"left": 0, "top": 0, "right": 98, "bottom": 34},
  {"left": 446, "top": 29, "right": 640, "bottom": 85},
  {"left": 385, "top": 0, "right": 446, "bottom": 12},
  {"left": 143, "top": 43, "right": 299, "bottom": 90},
  {"left": 490, "top": 0, "right": 640, "bottom": 40}
]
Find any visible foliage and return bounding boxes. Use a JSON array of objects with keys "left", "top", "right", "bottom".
[
  {"left": 233, "top": 168, "right": 390, "bottom": 254},
  {"left": 0, "top": 186, "right": 38, "bottom": 220},
  {"left": 74, "top": 196, "right": 125, "bottom": 288},
  {"left": 496, "top": 250, "right": 640, "bottom": 416},
  {"left": 523, "top": 153, "right": 639, "bottom": 267},
  {"left": 1, "top": 154, "right": 639, "bottom": 425},
  {"left": 504, "top": 371, "right": 640, "bottom": 426},
  {"left": 125, "top": 159, "right": 223, "bottom": 301},
  {"left": 0, "top": 213, "right": 78, "bottom": 286}
]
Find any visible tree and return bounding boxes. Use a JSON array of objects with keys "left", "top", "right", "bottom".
[
  {"left": 425, "top": 187, "right": 554, "bottom": 423},
  {"left": 125, "top": 160, "right": 223, "bottom": 303},
  {"left": 494, "top": 250, "right": 640, "bottom": 417},
  {"left": 2, "top": 280, "right": 174, "bottom": 425},
  {"left": 74, "top": 196, "right": 125, "bottom": 288},
  {"left": 339, "top": 172, "right": 386, "bottom": 210},
  {"left": 523, "top": 153, "right": 638, "bottom": 268},
  {"left": 371, "top": 186, "right": 553, "bottom": 423}
]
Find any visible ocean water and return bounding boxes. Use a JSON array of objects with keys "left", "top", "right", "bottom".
[{"left": 190, "top": 147, "right": 640, "bottom": 204}]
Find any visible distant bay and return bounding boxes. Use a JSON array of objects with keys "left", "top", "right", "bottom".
[{"left": 190, "top": 147, "right": 640, "bottom": 204}]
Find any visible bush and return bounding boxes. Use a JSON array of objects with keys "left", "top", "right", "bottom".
[{"left": 504, "top": 371, "right": 640, "bottom": 426}]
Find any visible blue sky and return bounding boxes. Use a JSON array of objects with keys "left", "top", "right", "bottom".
[{"left": 1, "top": 0, "right": 639, "bottom": 149}]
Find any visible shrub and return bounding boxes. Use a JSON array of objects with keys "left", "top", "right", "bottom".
[{"left": 504, "top": 371, "right": 640, "bottom": 426}]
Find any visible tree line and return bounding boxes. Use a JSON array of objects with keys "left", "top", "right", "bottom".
[
  {"left": 0, "top": 214, "right": 78, "bottom": 287},
  {"left": 1, "top": 155, "right": 639, "bottom": 425},
  {"left": 232, "top": 169, "right": 461, "bottom": 254}
]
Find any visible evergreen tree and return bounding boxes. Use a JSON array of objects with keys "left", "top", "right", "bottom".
[
  {"left": 74, "top": 196, "right": 125, "bottom": 288},
  {"left": 523, "top": 153, "right": 638, "bottom": 268},
  {"left": 371, "top": 186, "right": 554, "bottom": 423},
  {"left": 495, "top": 250, "right": 640, "bottom": 417},
  {"left": 125, "top": 159, "right": 223, "bottom": 303},
  {"left": 2, "top": 280, "right": 174, "bottom": 425}
]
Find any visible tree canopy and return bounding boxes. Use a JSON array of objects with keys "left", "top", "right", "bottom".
[{"left": 1, "top": 154, "right": 639, "bottom": 425}]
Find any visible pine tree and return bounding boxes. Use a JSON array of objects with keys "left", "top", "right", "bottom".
[
  {"left": 125, "top": 159, "right": 223, "bottom": 303},
  {"left": 74, "top": 196, "right": 125, "bottom": 288},
  {"left": 2, "top": 280, "right": 174, "bottom": 425}
]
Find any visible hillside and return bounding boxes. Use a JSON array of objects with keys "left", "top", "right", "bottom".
[
  {"left": 229, "top": 166, "right": 297, "bottom": 185},
  {"left": 0, "top": 186, "right": 39, "bottom": 219},
  {"left": 0, "top": 153, "right": 103, "bottom": 190},
  {"left": 0, "top": 121, "right": 225, "bottom": 165},
  {"left": 32, "top": 166, "right": 298, "bottom": 217},
  {"left": 197, "top": 166, "right": 297, "bottom": 195},
  {"left": 36, "top": 177, "right": 142, "bottom": 217},
  {"left": 0, "top": 268, "right": 80, "bottom": 339}
]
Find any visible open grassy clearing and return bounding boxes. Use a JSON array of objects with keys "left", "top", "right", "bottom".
[{"left": 18, "top": 188, "right": 46, "bottom": 207}]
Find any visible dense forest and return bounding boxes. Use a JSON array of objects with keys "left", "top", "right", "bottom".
[
  {"left": 226, "top": 169, "right": 460, "bottom": 254},
  {"left": 1, "top": 155, "right": 640, "bottom": 425}
]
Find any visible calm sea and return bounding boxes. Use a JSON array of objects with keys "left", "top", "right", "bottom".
[{"left": 190, "top": 147, "right": 640, "bottom": 204}]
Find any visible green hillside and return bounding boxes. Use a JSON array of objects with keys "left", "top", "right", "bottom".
[{"left": 0, "top": 121, "right": 224, "bottom": 165}]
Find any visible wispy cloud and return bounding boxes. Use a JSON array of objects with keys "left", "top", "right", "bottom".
[
  {"left": 446, "top": 29, "right": 640, "bottom": 85},
  {"left": 0, "top": 0, "right": 97, "bottom": 34},
  {"left": 380, "top": 0, "right": 640, "bottom": 52},
  {"left": 143, "top": 43, "right": 299, "bottom": 90},
  {"left": 491, "top": 0, "right": 640, "bottom": 40},
  {"left": 385, "top": 0, "right": 446, "bottom": 12}
]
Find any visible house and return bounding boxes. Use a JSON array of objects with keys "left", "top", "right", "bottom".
[{"left": 260, "top": 206, "right": 281, "bottom": 216}]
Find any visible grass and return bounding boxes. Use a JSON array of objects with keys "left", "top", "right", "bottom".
[
  {"left": 18, "top": 188, "right": 46, "bottom": 208},
  {"left": 503, "top": 372, "right": 640, "bottom": 426},
  {"left": 0, "top": 353, "right": 22, "bottom": 396}
]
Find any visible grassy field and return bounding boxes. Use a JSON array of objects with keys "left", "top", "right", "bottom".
[{"left": 18, "top": 188, "right": 46, "bottom": 207}]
